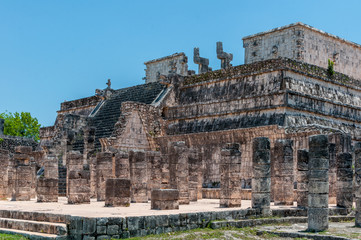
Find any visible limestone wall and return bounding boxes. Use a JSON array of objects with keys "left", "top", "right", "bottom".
[
  {"left": 243, "top": 23, "right": 361, "bottom": 80},
  {"left": 144, "top": 53, "right": 188, "bottom": 84}
]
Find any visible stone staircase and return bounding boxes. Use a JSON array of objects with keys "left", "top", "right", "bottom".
[
  {"left": 90, "top": 82, "right": 165, "bottom": 150},
  {"left": 0, "top": 210, "right": 68, "bottom": 240}
]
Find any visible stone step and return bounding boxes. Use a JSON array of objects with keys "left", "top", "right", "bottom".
[
  {"left": 0, "top": 210, "right": 66, "bottom": 223},
  {"left": 0, "top": 217, "right": 67, "bottom": 236},
  {"left": 0, "top": 227, "right": 66, "bottom": 240}
]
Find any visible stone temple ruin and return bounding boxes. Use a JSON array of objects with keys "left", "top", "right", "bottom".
[{"left": 1, "top": 22, "right": 361, "bottom": 239}]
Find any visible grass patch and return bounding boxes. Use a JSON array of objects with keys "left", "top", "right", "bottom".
[{"left": 0, "top": 233, "right": 28, "bottom": 240}]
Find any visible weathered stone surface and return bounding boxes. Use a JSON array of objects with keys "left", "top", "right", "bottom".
[
  {"left": 297, "top": 149, "right": 308, "bottom": 208},
  {"left": 220, "top": 143, "right": 242, "bottom": 208},
  {"left": 129, "top": 150, "right": 148, "bottom": 203},
  {"left": 307, "top": 135, "right": 329, "bottom": 232},
  {"left": 105, "top": 178, "right": 130, "bottom": 207},
  {"left": 272, "top": 139, "right": 294, "bottom": 206},
  {"left": 67, "top": 170, "right": 90, "bottom": 204},
  {"left": 151, "top": 189, "right": 179, "bottom": 210},
  {"left": 252, "top": 137, "right": 271, "bottom": 216},
  {"left": 36, "top": 178, "right": 58, "bottom": 202},
  {"left": 336, "top": 152, "right": 353, "bottom": 210},
  {"left": 168, "top": 142, "right": 190, "bottom": 205},
  {"left": 354, "top": 142, "right": 361, "bottom": 227},
  {"left": 96, "top": 152, "right": 113, "bottom": 201},
  {"left": 0, "top": 150, "right": 9, "bottom": 199}
]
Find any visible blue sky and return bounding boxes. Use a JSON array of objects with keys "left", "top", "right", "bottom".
[{"left": 1, "top": 0, "right": 360, "bottom": 127}]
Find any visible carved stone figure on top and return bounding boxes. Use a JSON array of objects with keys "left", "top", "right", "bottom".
[
  {"left": 95, "top": 79, "right": 114, "bottom": 100},
  {"left": 216, "top": 42, "right": 233, "bottom": 69},
  {"left": 193, "top": 47, "right": 211, "bottom": 74}
]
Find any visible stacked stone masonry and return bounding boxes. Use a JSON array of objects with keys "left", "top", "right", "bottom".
[
  {"left": 96, "top": 152, "right": 113, "bottom": 201},
  {"left": 252, "top": 137, "right": 271, "bottom": 216},
  {"left": 296, "top": 149, "right": 309, "bottom": 208},
  {"left": 151, "top": 189, "right": 179, "bottom": 210},
  {"left": 336, "top": 152, "right": 353, "bottom": 211},
  {"left": 129, "top": 150, "right": 148, "bottom": 203},
  {"left": 105, "top": 178, "right": 131, "bottom": 207},
  {"left": 355, "top": 142, "right": 361, "bottom": 227},
  {"left": 220, "top": 143, "right": 242, "bottom": 208},
  {"left": 272, "top": 139, "right": 294, "bottom": 205},
  {"left": 169, "top": 142, "right": 190, "bottom": 204},
  {"left": 307, "top": 134, "right": 329, "bottom": 232}
]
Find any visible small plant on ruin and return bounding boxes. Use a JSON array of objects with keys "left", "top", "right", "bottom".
[{"left": 327, "top": 59, "right": 335, "bottom": 77}]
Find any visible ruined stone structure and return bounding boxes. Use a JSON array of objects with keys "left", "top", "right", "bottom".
[{"left": 1, "top": 22, "right": 361, "bottom": 239}]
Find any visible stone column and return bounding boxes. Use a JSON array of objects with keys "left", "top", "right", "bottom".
[
  {"left": 328, "top": 133, "right": 352, "bottom": 204},
  {"left": 220, "top": 143, "right": 242, "bottom": 208},
  {"left": 252, "top": 137, "right": 271, "bottom": 216},
  {"left": 105, "top": 178, "right": 131, "bottom": 207},
  {"left": 189, "top": 148, "right": 201, "bottom": 202},
  {"left": 114, "top": 151, "right": 129, "bottom": 179},
  {"left": 96, "top": 152, "right": 113, "bottom": 201},
  {"left": 66, "top": 151, "right": 83, "bottom": 197},
  {"left": 297, "top": 149, "right": 309, "bottom": 208},
  {"left": 355, "top": 142, "right": 361, "bottom": 227},
  {"left": 169, "top": 141, "right": 190, "bottom": 204},
  {"left": 12, "top": 146, "right": 33, "bottom": 201},
  {"left": 273, "top": 139, "right": 294, "bottom": 205},
  {"left": 146, "top": 151, "right": 161, "bottom": 200},
  {"left": 36, "top": 155, "right": 59, "bottom": 202},
  {"left": 129, "top": 150, "right": 148, "bottom": 203},
  {"left": 0, "top": 150, "right": 9, "bottom": 199},
  {"left": 307, "top": 135, "right": 329, "bottom": 232},
  {"left": 336, "top": 152, "right": 353, "bottom": 211},
  {"left": 67, "top": 169, "right": 91, "bottom": 204}
]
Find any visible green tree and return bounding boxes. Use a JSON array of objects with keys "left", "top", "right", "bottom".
[{"left": 0, "top": 111, "right": 41, "bottom": 141}]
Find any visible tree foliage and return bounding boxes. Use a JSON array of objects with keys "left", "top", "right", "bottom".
[{"left": 0, "top": 111, "right": 41, "bottom": 141}]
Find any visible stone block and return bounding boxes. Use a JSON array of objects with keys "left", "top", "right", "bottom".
[
  {"left": 151, "top": 189, "right": 179, "bottom": 210},
  {"left": 107, "top": 225, "right": 119, "bottom": 235},
  {"left": 105, "top": 178, "right": 131, "bottom": 207},
  {"left": 307, "top": 208, "right": 329, "bottom": 232},
  {"left": 308, "top": 157, "right": 329, "bottom": 170},
  {"left": 251, "top": 177, "right": 270, "bottom": 193},
  {"left": 308, "top": 182, "right": 329, "bottom": 194},
  {"left": 308, "top": 193, "right": 329, "bottom": 208}
]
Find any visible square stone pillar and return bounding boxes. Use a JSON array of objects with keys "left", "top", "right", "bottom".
[
  {"left": 252, "top": 137, "right": 271, "bottom": 216},
  {"left": 129, "top": 150, "right": 148, "bottom": 203},
  {"left": 11, "top": 146, "right": 33, "bottom": 201},
  {"left": 169, "top": 141, "right": 190, "bottom": 204},
  {"left": 146, "top": 151, "right": 162, "bottom": 200},
  {"left": 36, "top": 155, "right": 59, "bottom": 202},
  {"left": 0, "top": 150, "right": 9, "bottom": 199},
  {"left": 336, "top": 152, "right": 353, "bottom": 211},
  {"left": 114, "top": 151, "right": 129, "bottom": 179},
  {"left": 66, "top": 151, "right": 83, "bottom": 197},
  {"left": 68, "top": 170, "right": 91, "bottom": 204},
  {"left": 36, "top": 178, "right": 58, "bottom": 202},
  {"left": 105, "top": 178, "right": 131, "bottom": 207},
  {"left": 273, "top": 139, "right": 294, "bottom": 205},
  {"left": 220, "top": 143, "right": 242, "bottom": 208},
  {"left": 297, "top": 149, "right": 309, "bottom": 208},
  {"left": 189, "top": 148, "right": 202, "bottom": 202},
  {"left": 354, "top": 142, "right": 361, "bottom": 227},
  {"left": 307, "top": 135, "right": 329, "bottom": 232},
  {"left": 96, "top": 152, "right": 113, "bottom": 201},
  {"left": 151, "top": 189, "right": 179, "bottom": 210}
]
